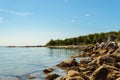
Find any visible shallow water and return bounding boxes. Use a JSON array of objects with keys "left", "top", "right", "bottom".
[{"left": 0, "top": 47, "right": 78, "bottom": 80}]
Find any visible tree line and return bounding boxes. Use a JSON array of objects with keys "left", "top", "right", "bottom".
[{"left": 46, "top": 31, "right": 120, "bottom": 46}]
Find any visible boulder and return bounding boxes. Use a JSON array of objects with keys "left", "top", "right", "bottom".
[
  {"left": 116, "top": 77, "right": 120, "bottom": 80},
  {"left": 96, "top": 55, "right": 116, "bottom": 66},
  {"left": 56, "top": 59, "right": 78, "bottom": 70},
  {"left": 45, "top": 74, "right": 59, "bottom": 80},
  {"left": 61, "top": 70, "right": 89, "bottom": 80},
  {"left": 90, "top": 55, "right": 117, "bottom": 67},
  {"left": 43, "top": 68, "right": 54, "bottom": 74},
  {"left": 90, "top": 65, "right": 109, "bottom": 80},
  {"left": 106, "top": 42, "right": 119, "bottom": 51}
]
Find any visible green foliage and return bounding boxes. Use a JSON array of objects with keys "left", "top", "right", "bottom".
[
  {"left": 46, "top": 39, "right": 56, "bottom": 46},
  {"left": 46, "top": 31, "right": 120, "bottom": 46}
]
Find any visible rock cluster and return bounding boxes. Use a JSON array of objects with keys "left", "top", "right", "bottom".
[{"left": 44, "top": 42, "right": 120, "bottom": 80}]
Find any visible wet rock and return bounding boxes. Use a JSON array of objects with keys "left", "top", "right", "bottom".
[
  {"left": 45, "top": 74, "right": 59, "bottom": 80},
  {"left": 43, "top": 68, "right": 55, "bottom": 74},
  {"left": 25, "top": 74, "right": 38, "bottom": 79},
  {"left": 29, "top": 76, "right": 37, "bottom": 79},
  {"left": 90, "top": 65, "right": 109, "bottom": 80},
  {"left": 56, "top": 59, "right": 78, "bottom": 70}
]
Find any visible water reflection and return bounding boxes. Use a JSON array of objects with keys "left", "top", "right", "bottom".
[{"left": 48, "top": 48, "right": 78, "bottom": 59}]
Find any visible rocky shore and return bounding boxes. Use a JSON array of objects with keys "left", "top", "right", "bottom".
[{"left": 44, "top": 42, "right": 120, "bottom": 80}]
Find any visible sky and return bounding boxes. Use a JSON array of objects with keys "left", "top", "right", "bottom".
[{"left": 0, "top": 0, "right": 120, "bottom": 46}]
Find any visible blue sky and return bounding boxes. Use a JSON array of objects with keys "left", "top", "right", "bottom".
[{"left": 0, "top": 0, "right": 120, "bottom": 46}]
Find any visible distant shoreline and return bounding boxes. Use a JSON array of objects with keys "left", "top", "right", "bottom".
[
  {"left": 5, "top": 45, "right": 45, "bottom": 48},
  {"left": 4, "top": 45, "right": 88, "bottom": 50}
]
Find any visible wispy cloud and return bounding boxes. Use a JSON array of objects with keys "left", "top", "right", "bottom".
[
  {"left": 0, "top": 9, "right": 32, "bottom": 16},
  {"left": 0, "top": 17, "right": 3, "bottom": 24},
  {"left": 65, "top": 0, "right": 69, "bottom": 3},
  {"left": 85, "top": 13, "right": 90, "bottom": 17},
  {"left": 71, "top": 19, "right": 76, "bottom": 23}
]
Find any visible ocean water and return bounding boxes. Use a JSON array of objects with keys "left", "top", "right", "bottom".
[{"left": 0, "top": 47, "right": 78, "bottom": 80}]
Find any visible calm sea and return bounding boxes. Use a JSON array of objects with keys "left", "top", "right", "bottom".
[{"left": 0, "top": 47, "right": 78, "bottom": 80}]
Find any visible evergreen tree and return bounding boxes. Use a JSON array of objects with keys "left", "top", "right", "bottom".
[{"left": 46, "top": 31, "right": 120, "bottom": 46}]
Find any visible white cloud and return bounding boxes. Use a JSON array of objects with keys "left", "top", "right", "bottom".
[
  {"left": 72, "top": 19, "right": 76, "bottom": 23},
  {"left": 85, "top": 13, "right": 90, "bottom": 17},
  {"left": 0, "top": 9, "right": 32, "bottom": 16}
]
